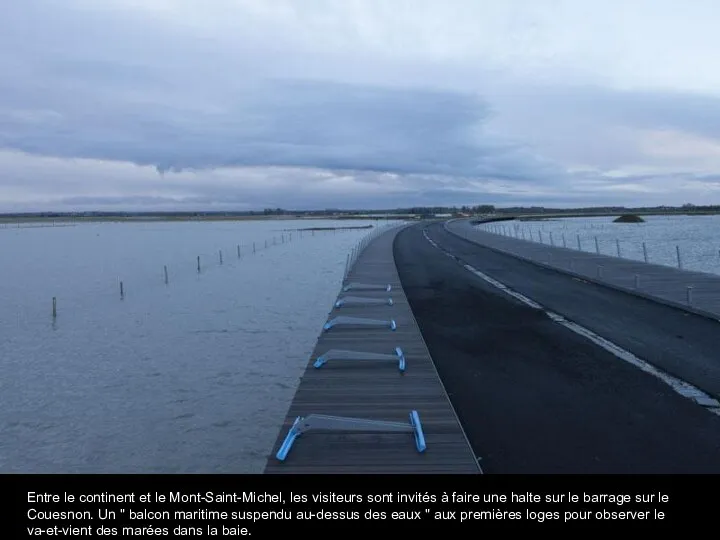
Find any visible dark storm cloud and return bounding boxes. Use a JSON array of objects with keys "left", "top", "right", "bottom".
[{"left": 0, "top": 72, "right": 566, "bottom": 182}]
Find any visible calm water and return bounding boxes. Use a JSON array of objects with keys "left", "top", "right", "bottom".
[
  {"left": 0, "top": 219, "right": 402, "bottom": 473},
  {"left": 478, "top": 215, "right": 720, "bottom": 276}
]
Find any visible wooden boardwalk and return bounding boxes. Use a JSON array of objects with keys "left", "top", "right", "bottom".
[
  {"left": 446, "top": 219, "right": 720, "bottom": 321},
  {"left": 264, "top": 225, "right": 480, "bottom": 474}
]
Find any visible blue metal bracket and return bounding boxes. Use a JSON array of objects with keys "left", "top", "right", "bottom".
[
  {"left": 323, "top": 316, "right": 396, "bottom": 332},
  {"left": 276, "top": 416, "right": 302, "bottom": 461},
  {"left": 410, "top": 410, "right": 427, "bottom": 453},
  {"left": 335, "top": 296, "right": 393, "bottom": 308},
  {"left": 275, "top": 410, "right": 426, "bottom": 461},
  {"left": 343, "top": 283, "right": 392, "bottom": 292},
  {"left": 313, "top": 347, "right": 406, "bottom": 372}
]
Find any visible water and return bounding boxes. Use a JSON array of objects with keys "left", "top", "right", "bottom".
[
  {"left": 479, "top": 215, "right": 720, "bottom": 276},
  {"left": 0, "top": 219, "right": 401, "bottom": 472}
]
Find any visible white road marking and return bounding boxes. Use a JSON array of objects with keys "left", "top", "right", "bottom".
[
  {"left": 463, "top": 264, "right": 544, "bottom": 310},
  {"left": 422, "top": 228, "right": 720, "bottom": 416}
]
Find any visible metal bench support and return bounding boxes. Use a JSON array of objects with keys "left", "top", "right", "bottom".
[
  {"left": 276, "top": 410, "right": 426, "bottom": 461},
  {"left": 335, "top": 296, "right": 393, "bottom": 308},
  {"left": 323, "top": 316, "right": 396, "bottom": 332},
  {"left": 343, "top": 283, "right": 392, "bottom": 292},
  {"left": 314, "top": 347, "right": 406, "bottom": 372}
]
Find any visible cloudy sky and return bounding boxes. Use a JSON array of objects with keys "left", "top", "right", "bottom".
[{"left": 2, "top": 0, "right": 720, "bottom": 212}]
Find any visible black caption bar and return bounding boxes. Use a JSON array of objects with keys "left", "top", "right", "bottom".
[{"left": 5, "top": 475, "right": 712, "bottom": 535}]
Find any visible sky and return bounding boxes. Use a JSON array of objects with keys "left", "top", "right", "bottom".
[{"left": 2, "top": 0, "right": 720, "bottom": 212}]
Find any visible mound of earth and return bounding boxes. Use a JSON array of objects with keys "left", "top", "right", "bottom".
[{"left": 613, "top": 214, "right": 645, "bottom": 223}]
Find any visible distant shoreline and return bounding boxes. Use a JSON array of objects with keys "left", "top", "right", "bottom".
[
  {"left": 0, "top": 214, "right": 406, "bottom": 225},
  {"left": 2, "top": 208, "right": 720, "bottom": 225}
]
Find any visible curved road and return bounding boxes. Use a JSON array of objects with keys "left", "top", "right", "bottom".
[{"left": 394, "top": 222, "right": 720, "bottom": 473}]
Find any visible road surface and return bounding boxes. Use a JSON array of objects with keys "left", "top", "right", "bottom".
[{"left": 394, "top": 222, "right": 720, "bottom": 473}]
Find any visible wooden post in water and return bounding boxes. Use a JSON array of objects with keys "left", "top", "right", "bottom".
[
  {"left": 164, "top": 265, "right": 169, "bottom": 284},
  {"left": 253, "top": 242, "right": 256, "bottom": 254},
  {"left": 549, "top": 232, "right": 554, "bottom": 246},
  {"left": 687, "top": 286, "right": 693, "bottom": 305},
  {"left": 577, "top": 234, "right": 581, "bottom": 250},
  {"left": 676, "top": 245, "right": 683, "bottom": 269},
  {"left": 643, "top": 242, "right": 648, "bottom": 263},
  {"left": 219, "top": 250, "right": 223, "bottom": 265},
  {"left": 562, "top": 233, "right": 567, "bottom": 248},
  {"left": 616, "top": 239, "right": 621, "bottom": 257},
  {"left": 197, "top": 256, "right": 201, "bottom": 273},
  {"left": 594, "top": 237, "right": 600, "bottom": 254},
  {"left": 52, "top": 297, "right": 57, "bottom": 318},
  {"left": 539, "top": 231, "right": 543, "bottom": 243},
  {"left": 237, "top": 244, "right": 241, "bottom": 258},
  {"left": 120, "top": 281, "right": 124, "bottom": 299}
]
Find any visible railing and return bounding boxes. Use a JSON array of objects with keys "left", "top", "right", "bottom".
[
  {"left": 478, "top": 221, "right": 720, "bottom": 276},
  {"left": 343, "top": 220, "right": 407, "bottom": 281}
]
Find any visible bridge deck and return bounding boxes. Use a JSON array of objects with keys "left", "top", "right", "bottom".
[
  {"left": 264, "top": 225, "right": 480, "bottom": 474},
  {"left": 446, "top": 219, "right": 720, "bottom": 321}
]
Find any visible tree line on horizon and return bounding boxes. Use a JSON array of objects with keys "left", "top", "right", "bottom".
[{"left": 3, "top": 203, "right": 719, "bottom": 219}]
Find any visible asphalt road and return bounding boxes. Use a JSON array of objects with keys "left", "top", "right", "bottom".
[{"left": 394, "top": 222, "right": 720, "bottom": 473}]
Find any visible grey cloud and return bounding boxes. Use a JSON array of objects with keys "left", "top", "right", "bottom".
[
  {"left": 0, "top": 72, "right": 569, "bottom": 181},
  {"left": 695, "top": 174, "right": 720, "bottom": 183},
  {"left": 3, "top": 163, "right": 717, "bottom": 213},
  {"left": 0, "top": 1, "right": 569, "bottom": 184},
  {"left": 59, "top": 195, "right": 185, "bottom": 207},
  {"left": 486, "top": 82, "right": 720, "bottom": 170},
  {"left": 2, "top": 1, "right": 720, "bottom": 212},
  {"left": 566, "top": 88, "right": 720, "bottom": 140}
]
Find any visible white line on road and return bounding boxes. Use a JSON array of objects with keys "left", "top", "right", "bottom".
[{"left": 422, "top": 228, "right": 720, "bottom": 416}]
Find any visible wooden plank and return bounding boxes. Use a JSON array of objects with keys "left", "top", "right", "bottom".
[
  {"left": 447, "top": 220, "right": 720, "bottom": 320},
  {"left": 264, "top": 225, "right": 480, "bottom": 474}
]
